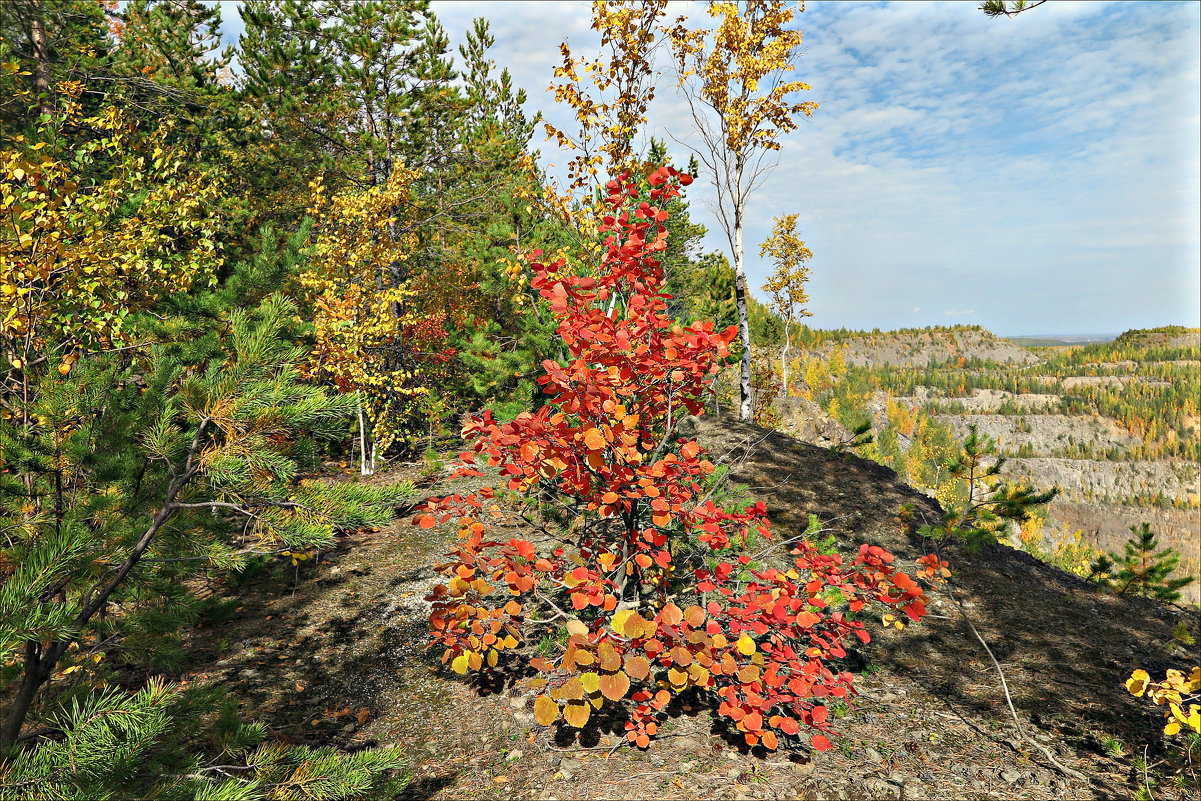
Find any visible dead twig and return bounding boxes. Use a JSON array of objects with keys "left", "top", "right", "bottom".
[{"left": 945, "top": 582, "right": 1088, "bottom": 782}]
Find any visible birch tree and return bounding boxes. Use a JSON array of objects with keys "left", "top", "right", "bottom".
[
  {"left": 760, "top": 213, "right": 812, "bottom": 395},
  {"left": 667, "top": 1, "right": 818, "bottom": 421}
]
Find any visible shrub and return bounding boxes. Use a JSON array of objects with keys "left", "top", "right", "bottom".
[{"left": 417, "top": 168, "right": 936, "bottom": 751}]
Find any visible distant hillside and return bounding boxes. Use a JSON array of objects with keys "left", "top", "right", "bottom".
[
  {"left": 774, "top": 324, "right": 1200, "bottom": 603},
  {"left": 1114, "top": 325, "right": 1201, "bottom": 350},
  {"left": 1005, "top": 334, "right": 1118, "bottom": 347},
  {"left": 800, "top": 325, "right": 1037, "bottom": 368}
]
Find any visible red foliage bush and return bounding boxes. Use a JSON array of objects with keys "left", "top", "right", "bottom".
[{"left": 418, "top": 167, "right": 936, "bottom": 751}]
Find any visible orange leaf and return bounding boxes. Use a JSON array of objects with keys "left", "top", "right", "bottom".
[
  {"left": 598, "top": 642, "right": 622, "bottom": 672},
  {"left": 584, "top": 428, "right": 606, "bottom": 450},
  {"left": 598, "top": 671, "right": 630, "bottom": 701},
  {"left": 623, "top": 656, "right": 650, "bottom": 681},
  {"left": 671, "top": 645, "right": 692, "bottom": 666},
  {"left": 417, "top": 515, "right": 436, "bottom": 529},
  {"left": 796, "top": 611, "right": 820, "bottom": 628}
]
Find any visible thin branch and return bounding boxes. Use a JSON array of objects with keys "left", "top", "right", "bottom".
[{"left": 945, "top": 581, "right": 1087, "bottom": 782}]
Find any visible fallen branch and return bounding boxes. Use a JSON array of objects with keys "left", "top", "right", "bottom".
[{"left": 945, "top": 582, "right": 1087, "bottom": 782}]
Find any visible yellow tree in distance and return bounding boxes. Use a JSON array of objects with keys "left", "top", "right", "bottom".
[
  {"left": 668, "top": 0, "right": 819, "bottom": 422},
  {"left": 760, "top": 213, "right": 812, "bottom": 395}
]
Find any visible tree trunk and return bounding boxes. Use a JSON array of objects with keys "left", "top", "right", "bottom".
[
  {"left": 780, "top": 315, "right": 792, "bottom": 396},
  {"left": 357, "top": 393, "right": 373, "bottom": 476},
  {"left": 30, "top": 2, "right": 53, "bottom": 118},
  {"left": 0, "top": 643, "right": 44, "bottom": 747},
  {"left": 733, "top": 205, "right": 752, "bottom": 422}
]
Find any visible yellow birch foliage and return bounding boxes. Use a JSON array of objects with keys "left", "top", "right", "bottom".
[
  {"left": 668, "top": 1, "right": 818, "bottom": 155},
  {"left": 2, "top": 106, "right": 223, "bottom": 363},
  {"left": 301, "top": 167, "right": 454, "bottom": 456},
  {"left": 760, "top": 213, "right": 812, "bottom": 392},
  {"left": 545, "top": 0, "right": 668, "bottom": 194},
  {"left": 1127, "top": 667, "right": 1201, "bottom": 736}
]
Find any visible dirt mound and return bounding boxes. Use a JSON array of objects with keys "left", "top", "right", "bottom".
[
  {"left": 686, "top": 415, "right": 1198, "bottom": 799},
  {"left": 179, "top": 420, "right": 1199, "bottom": 801}
]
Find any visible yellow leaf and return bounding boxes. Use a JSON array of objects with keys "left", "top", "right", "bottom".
[
  {"left": 1126, "top": 669, "right": 1150, "bottom": 697},
  {"left": 736, "top": 635, "right": 756, "bottom": 655},
  {"left": 451, "top": 653, "right": 470, "bottom": 674},
  {"left": 534, "top": 694, "right": 559, "bottom": 726},
  {"left": 563, "top": 700, "right": 590, "bottom": 728}
]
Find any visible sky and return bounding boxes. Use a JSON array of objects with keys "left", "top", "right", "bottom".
[{"left": 217, "top": 1, "right": 1201, "bottom": 337}]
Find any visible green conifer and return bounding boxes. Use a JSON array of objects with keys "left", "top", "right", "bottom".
[{"left": 1089, "top": 523, "right": 1195, "bottom": 603}]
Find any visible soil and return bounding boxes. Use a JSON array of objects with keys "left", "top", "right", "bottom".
[{"left": 177, "top": 416, "right": 1201, "bottom": 800}]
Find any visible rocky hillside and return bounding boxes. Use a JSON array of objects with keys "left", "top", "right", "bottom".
[
  {"left": 175, "top": 417, "right": 1199, "bottom": 801},
  {"left": 813, "top": 328, "right": 1037, "bottom": 368},
  {"left": 806, "top": 327, "right": 1201, "bottom": 603}
]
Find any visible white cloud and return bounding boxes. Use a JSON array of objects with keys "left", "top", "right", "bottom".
[{"left": 214, "top": 1, "right": 1200, "bottom": 335}]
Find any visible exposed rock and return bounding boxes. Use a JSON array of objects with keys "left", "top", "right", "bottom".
[
  {"left": 1004, "top": 458, "right": 1200, "bottom": 504},
  {"left": 773, "top": 396, "right": 852, "bottom": 447},
  {"left": 813, "top": 327, "right": 1039, "bottom": 368},
  {"left": 939, "top": 414, "right": 1138, "bottom": 455}
]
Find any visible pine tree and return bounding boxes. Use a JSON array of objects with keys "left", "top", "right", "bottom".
[
  {"left": 1, "top": 163, "right": 412, "bottom": 790},
  {"left": 0, "top": 676, "right": 407, "bottom": 798},
  {"left": 1089, "top": 523, "right": 1195, "bottom": 603},
  {"left": 0, "top": 0, "right": 111, "bottom": 126},
  {"left": 920, "top": 424, "right": 1057, "bottom": 551}
]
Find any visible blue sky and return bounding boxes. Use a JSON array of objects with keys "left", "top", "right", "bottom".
[{"left": 217, "top": 1, "right": 1200, "bottom": 336}]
